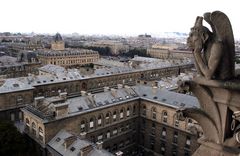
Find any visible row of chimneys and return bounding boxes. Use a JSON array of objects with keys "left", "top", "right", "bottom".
[{"left": 69, "top": 132, "right": 123, "bottom": 156}]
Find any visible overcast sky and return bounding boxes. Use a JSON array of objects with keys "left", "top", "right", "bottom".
[{"left": 1, "top": 0, "right": 239, "bottom": 38}]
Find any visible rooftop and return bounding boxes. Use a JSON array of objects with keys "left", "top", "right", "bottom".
[
  {"left": 23, "top": 85, "right": 199, "bottom": 122},
  {"left": 0, "top": 61, "right": 193, "bottom": 93},
  {"left": 47, "top": 129, "right": 113, "bottom": 156}
]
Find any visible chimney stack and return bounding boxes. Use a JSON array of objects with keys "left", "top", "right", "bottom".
[
  {"left": 104, "top": 86, "right": 109, "bottom": 92},
  {"left": 81, "top": 91, "right": 87, "bottom": 96},
  {"left": 34, "top": 96, "right": 44, "bottom": 107},
  {"left": 96, "top": 141, "right": 103, "bottom": 150},
  {"left": 117, "top": 84, "right": 123, "bottom": 89}
]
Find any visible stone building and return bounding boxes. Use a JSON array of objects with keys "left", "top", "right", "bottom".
[
  {"left": 0, "top": 63, "right": 193, "bottom": 121},
  {"left": 0, "top": 51, "right": 41, "bottom": 78},
  {"left": 37, "top": 33, "right": 100, "bottom": 67},
  {"left": 147, "top": 47, "right": 193, "bottom": 60},
  {"left": 21, "top": 85, "right": 200, "bottom": 156}
]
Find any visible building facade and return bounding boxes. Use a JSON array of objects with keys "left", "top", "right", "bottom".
[
  {"left": 21, "top": 85, "right": 200, "bottom": 156},
  {"left": 147, "top": 48, "right": 193, "bottom": 60},
  {"left": 0, "top": 63, "right": 193, "bottom": 122},
  {"left": 37, "top": 33, "right": 100, "bottom": 67}
]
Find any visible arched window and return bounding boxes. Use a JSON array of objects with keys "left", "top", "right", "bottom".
[
  {"left": 113, "top": 111, "right": 117, "bottom": 122},
  {"left": 133, "top": 105, "right": 136, "bottom": 115},
  {"left": 174, "top": 114, "right": 179, "bottom": 127},
  {"left": 152, "top": 107, "right": 156, "bottom": 119},
  {"left": 105, "top": 112, "right": 110, "bottom": 124},
  {"left": 98, "top": 115, "right": 102, "bottom": 126},
  {"left": 80, "top": 120, "right": 86, "bottom": 132},
  {"left": 120, "top": 109, "right": 124, "bottom": 119},
  {"left": 185, "top": 136, "right": 191, "bottom": 148},
  {"left": 39, "top": 127, "right": 43, "bottom": 141},
  {"left": 106, "top": 130, "right": 111, "bottom": 139},
  {"left": 142, "top": 105, "right": 146, "bottom": 116},
  {"left": 161, "top": 127, "right": 166, "bottom": 139},
  {"left": 126, "top": 107, "right": 130, "bottom": 117},
  {"left": 32, "top": 122, "right": 36, "bottom": 135},
  {"left": 173, "top": 131, "right": 178, "bottom": 143},
  {"left": 25, "top": 118, "right": 30, "bottom": 132},
  {"left": 162, "top": 111, "right": 168, "bottom": 123},
  {"left": 89, "top": 118, "right": 94, "bottom": 129}
]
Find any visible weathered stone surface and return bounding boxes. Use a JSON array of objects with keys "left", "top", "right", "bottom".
[{"left": 178, "top": 10, "right": 240, "bottom": 155}]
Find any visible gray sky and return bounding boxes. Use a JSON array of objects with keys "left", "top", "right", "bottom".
[{"left": 1, "top": 0, "right": 239, "bottom": 38}]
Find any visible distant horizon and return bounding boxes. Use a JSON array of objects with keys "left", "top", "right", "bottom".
[
  {"left": 1, "top": 0, "right": 240, "bottom": 39},
  {"left": 0, "top": 31, "right": 189, "bottom": 38}
]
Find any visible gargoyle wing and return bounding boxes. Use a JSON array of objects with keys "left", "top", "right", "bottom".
[{"left": 204, "top": 11, "right": 235, "bottom": 77}]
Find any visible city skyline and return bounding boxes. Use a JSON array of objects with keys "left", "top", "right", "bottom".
[{"left": 1, "top": 0, "right": 240, "bottom": 38}]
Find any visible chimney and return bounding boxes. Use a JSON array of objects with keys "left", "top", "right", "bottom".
[
  {"left": 55, "top": 102, "right": 69, "bottom": 117},
  {"left": 64, "top": 136, "right": 77, "bottom": 150},
  {"left": 152, "top": 86, "right": 158, "bottom": 95},
  {"left": 115, "top": 151, "right": 123, "bottom": 156},
  {"left": 124, "top": 85, "right": 130, "bottom": 89},
  {"left": 117, "top": 84, "right": 123, "bottom": 89},
  {"left": 79, "top": 132, "right": 87, "bottom": 139},
  {"left": 111, "top": 88, "right": 117, "bottom": 97},
  {"left": 59, "top": 92, "right": 67, "bottom": 100},
  {"left": 34, "top": 96, "right": 44, "bottom": 107},
  {"left": 103, "top": 86, "right": 109, "bottom": 92},
  {"left": 80, "top": 145, "right": 93, "bottom": 156},
  {"left": 81, "top": 91, "right": 87, "bottom": 96},
  {"left": 96, "top": 141, "right": 103, "bottom": 150}
]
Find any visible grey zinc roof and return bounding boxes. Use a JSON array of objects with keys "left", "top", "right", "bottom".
[
  {"left": 132, "top": 85, "right": 199, "bottom": 109},
  {"left": 39, "top": 64, "right": 66, "bottom": 75},
  {"left": 47, "top": 130, "right": 113, "bottom": 156},
  {"left": 68, "top": 87, "right": 138, "bottom": 114},
  {"left": 0, "top": 77, "right": 34, "bottom": 93}
]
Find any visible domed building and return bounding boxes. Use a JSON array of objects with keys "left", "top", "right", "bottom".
[
  {"left": 51, "top": 33, "right": 65, "bottom": 51},
  {"left": 37, "top": 33, "right": 99, "bottom": 68}
]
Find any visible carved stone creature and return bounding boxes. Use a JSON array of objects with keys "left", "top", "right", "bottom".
[
  {"left": 177, "top": 11, "right": 240, "bottom": 155},
  {"left": 187, "top": 11, "right": 235, "bottom": 80}
]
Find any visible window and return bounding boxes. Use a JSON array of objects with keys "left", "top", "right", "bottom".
[
  {"left": 113, "top": 128, "right": 118, "bottom": 135},
  {"left": 89, "top": 118, "right": 94, "bottom": 129},
  {"left": 173, "top": 131, "right": 178, "bottom": 144},
  {"left": 127, "top": 107, "right": 130, "bottom": 117},
  {"left": 98, "top": 116, "right": 102, "bottom": 126},
  {"left": 16, "top": 95, "right": 23, "bottom": 104},
  {"left": 175, "top": 117, "right": 180, "bottom": 127},
  {"left": 39, "top": 127, "right": 44, "bottom": 141},
  {"left": 161, "top": 143, "right": 166, "bottom": 155},
  {"left": 142, "top": 105, "right": 146, "bottom": 116},
  {"left": 172, "top": 145, "right": 178, "bottom": 156},
  {"left": 126, "top": 124, "right": 130, "bottom": 130},
  {"left": 120, "top": 125, "right": 124, "bottom": 133},
  {"left": 97, "top": 134, "right": 103, "bottom": 141},
  {"left": 120, "top": 109, "right": 124, "bottom": 119},
  {"left": 162, "top": 111, "right": 168, "bottom": 123},
  {"left": 105, "top": 113, "right": 110, "bottom": 124},
  {"left": 162, "top": 127, "right": 166, "bottom": 139},
  {"left": 25, "top": 118, "right": 30, "bottom": 132},
  {"left": 133, "top": 105, "right": 136, "bottom": 115},
  {"left": 113, "top": 111, "right": 117, "bottom": 121},
  {"left": 152, "top": 107, "right": 156, "bottom": 119},
  {"left": 81, "top": 120, "right": 86, "bottom": 132},
  {"left": 32, "top": 122, "right": 36, "bottom": 136},
  {"left": 106, "top": 130, "right": 111, "bottom": 138},
  {"left": 186, "top": 136, "right": 191, "bottom": 148}
]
